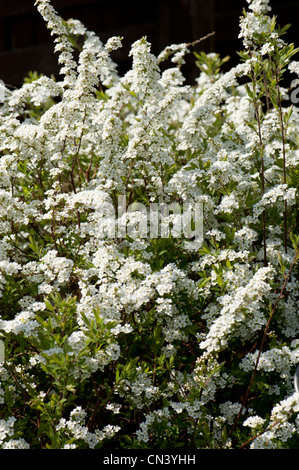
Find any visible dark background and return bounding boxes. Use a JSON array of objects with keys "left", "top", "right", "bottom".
[{"left": 1, "top": 0, "right": 299, "bottom": 88}]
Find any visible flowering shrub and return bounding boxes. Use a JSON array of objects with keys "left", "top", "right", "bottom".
[{"left": 0, "top": 0, "right": 298, "bottom": 449}]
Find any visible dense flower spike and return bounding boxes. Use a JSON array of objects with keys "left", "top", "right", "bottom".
[{"left": 0, "top": 0, "right": 298, "bottom": 449}]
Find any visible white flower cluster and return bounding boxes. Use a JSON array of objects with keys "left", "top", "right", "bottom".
[
  {"left": 199, "top": 266, "right": 273, "bottom": 353},
  {"left": 115, "top": 367, "right": 161, "bottom": 409},
  {"left": 249, "top": 393, "right": 299, "bottom": 448},
  {"left": 136, "top": 407, "right": 171, "bottom": 443},
  {"left": 243, "top": 415, "right": 266, "bottom": 428},
  {"left": 239, "top": 10, "right": 272, "bottom": 50},
  {"left": 247, "top": 0, "right": 272, "bottom": 15},
  {"left": 56, "top": 406, "right": 121, "bottom": 448},
  {"left": 0, "top": 417, "right": 29, "bottom": 449},
  {"left": 240, "top": 345, "right": 299, "bottom": 388}
]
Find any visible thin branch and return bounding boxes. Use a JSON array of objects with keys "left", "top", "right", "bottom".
[
  {"left": 239, "top": 420, "right": 280, "bottom": 449},
  {"left": 157, "top": 31, "right": 215, "bottom": 64},
  {"left": 274, "top": 65, "right": 288, "bottom": 254},
  {"left": 228, "top": 247, "right": 299, "bottom": 440},
  {"left": 3, "top": 362, "right": 31, "bottom": 401},
  {"left": 249, "top": 51, "right": 267, "bottom": 266}
]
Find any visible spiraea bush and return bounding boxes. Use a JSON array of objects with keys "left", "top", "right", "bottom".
[{"left": 0, "top": 0, "right": 298, "bottom": 449}]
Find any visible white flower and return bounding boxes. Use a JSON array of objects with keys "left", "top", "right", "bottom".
[
  {"left": 260, "top": 42, "right": 274, "bottom": 55},
  {"left": 246, "top": 0, "right": 272, "bottom": 14},
  {"left": 105, "top": 36, "right": 123, "bottom": 52},
  {"left": 243, "top": 415, "right": 266, "bottom": 428}
]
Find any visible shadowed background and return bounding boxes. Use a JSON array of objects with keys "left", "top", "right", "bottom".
[{"left": 0, "top": 0, "right": 299, "bottom": 88}]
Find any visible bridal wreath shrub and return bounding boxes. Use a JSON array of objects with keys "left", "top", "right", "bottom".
[{"left": 0, "top": 0, "right": 299, "bottom": 449}]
